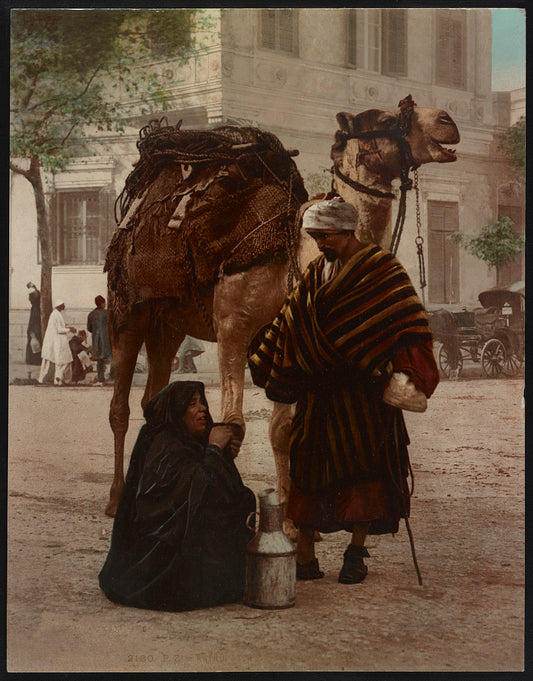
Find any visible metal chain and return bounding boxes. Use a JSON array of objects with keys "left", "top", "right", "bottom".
[{"left": 413, "top": 169, "right": 427, "bottom": 307}]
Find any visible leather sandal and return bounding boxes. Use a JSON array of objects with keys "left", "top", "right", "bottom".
[
  {"left": 296, "top": 558, "right": 325, "bottom": 580},
  {"left": 338, "top": 544, "right": 370, "bottom": 584}
]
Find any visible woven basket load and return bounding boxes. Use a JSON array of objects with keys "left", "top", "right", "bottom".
[{"left": 105, "top": 120, "right": 308, "bottom": 330}]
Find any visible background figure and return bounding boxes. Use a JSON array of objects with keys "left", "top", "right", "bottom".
[
  {"left": 69, "top": 329, "right": 93, "bottom": 384},
  {"left": 177, "top": 336, "right": 206, "bottom": 374},
  {"left": 98, "top": 380, "right": 254, "bottom": 612},
  {"left": 38, "top": 300, "right": 75, "bottom": 386},
  {"left": 25, "top": 282, "right": 42, "bottom": 365},
  {"left": 87, "top": 295, "right": 112, "bottom": 386}
]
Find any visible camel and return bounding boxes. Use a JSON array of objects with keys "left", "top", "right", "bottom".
[{"left": 104, "top": 96, "right": 460, "bottom": 518}]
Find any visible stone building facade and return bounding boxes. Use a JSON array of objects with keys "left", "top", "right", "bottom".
[{"left": 9, "top": 8, "right": 524, "bottom": 360}]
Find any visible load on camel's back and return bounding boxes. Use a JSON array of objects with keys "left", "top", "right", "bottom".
[
  {"left": 105, "top": 119, "right": 308, "bottom": 332},
  {"left": 103, "top": 98, "right": 460, "bottom": 518}
]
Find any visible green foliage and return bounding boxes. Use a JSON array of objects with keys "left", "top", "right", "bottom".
[
  {"left": 450, "top": 216, "right": 524, "bottom": 270},
  {"left": 499, "top": 116, "right": 525, "bottom": 177},
  {"left": 304, "top": 170, "right": 333, "bottom": 198},
  {"left": 10, "top": 9, "right": 212, "bottom": 172}
]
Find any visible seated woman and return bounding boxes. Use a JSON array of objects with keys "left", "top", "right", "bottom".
[
  {"left": 69, "top": 329, "right": 92, "bottom": 384},
  {"left": 98, "top": 380, "right": 255, "bottom": 611}
]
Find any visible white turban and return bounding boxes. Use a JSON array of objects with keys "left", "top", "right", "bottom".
[
  {"left": 302, "top": 198, "right": 358, "bottom": 232},
  {"left": 54, "top": 299, "right": 64, "bottom": 308}
]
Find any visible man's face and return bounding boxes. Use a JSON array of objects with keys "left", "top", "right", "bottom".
[{"left": 307, "top": 230, "right": 354, "bottom": 261}]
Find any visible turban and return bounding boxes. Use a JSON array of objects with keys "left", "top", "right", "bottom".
[
  {"left": 54, "top": 299, "right": 64, "bottom": 308},
  {"left": 302, "top": 198, "right": 358, "bottom": 232}
]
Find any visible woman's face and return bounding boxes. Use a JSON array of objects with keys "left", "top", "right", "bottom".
[{"left": 183, "top": 391, "right": 208, "bottom": 437}]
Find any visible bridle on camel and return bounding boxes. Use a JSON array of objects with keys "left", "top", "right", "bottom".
[{"left": 332, "top": 95, "right": 427, "bottom": 302}]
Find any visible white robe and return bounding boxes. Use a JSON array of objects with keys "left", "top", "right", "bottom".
[{"left": 41, "top": 308, "right": 72, "bottom": 365}]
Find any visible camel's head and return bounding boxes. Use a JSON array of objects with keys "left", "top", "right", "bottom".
[
  {"left": 406, "top": 106, "right": 460, "bottom": 166},
  {"left": 331, "top": 99, "right": 460, "bottom": 182}
]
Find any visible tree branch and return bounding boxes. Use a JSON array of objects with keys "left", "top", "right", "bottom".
[
  {"left": 31, "top": 62, "right": 104, "bottom": 129},
  {"left": 9, "top": 160, "right": 32, "bottom": 181}
]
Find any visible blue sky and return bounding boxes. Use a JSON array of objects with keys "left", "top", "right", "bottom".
[{"left": 492, "top": 8, "right": 525, "bottom": 91}]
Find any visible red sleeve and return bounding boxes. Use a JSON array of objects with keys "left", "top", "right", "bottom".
[{"left": 392, "top": 341, "right": 440, "bottom": 398}]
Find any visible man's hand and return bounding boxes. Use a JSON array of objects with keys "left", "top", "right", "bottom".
[{"left": 383, "top": 371, "right": 427, "bottom": 412}]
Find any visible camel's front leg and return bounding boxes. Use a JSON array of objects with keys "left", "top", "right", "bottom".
[
  {"left": 213, "top": 263, "right": 288, "bottom": 435},
  {"left": 215, "top": 315, "right": 248, "bottom": 436},
  {"left": 270, "top": 401, "right": 298, "bottom": 539}
]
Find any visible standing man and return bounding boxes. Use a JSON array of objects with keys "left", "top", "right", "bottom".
[
  {"left": 38, "top": 300, "right": 75, "bottom": 385},
  {"left": 87, "top": 295, "right": 112, "bottom": 386},
  {"left": 177, "top": 335, "right": 206, "bottom": 374},
  {"left": 249, "top": 198, "right": 439, "bottom": 584}
]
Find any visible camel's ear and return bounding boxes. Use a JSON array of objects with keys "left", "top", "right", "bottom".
[
  {"left": 336, "top": 112, "right": 355, "bottom": 133},
  {"left": 337, "top": 109, "right": 384, "bottom": 137}
]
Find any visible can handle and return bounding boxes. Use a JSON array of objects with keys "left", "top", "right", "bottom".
[{"left": 246, "top": 511, "right": 257, "bottom": 531}]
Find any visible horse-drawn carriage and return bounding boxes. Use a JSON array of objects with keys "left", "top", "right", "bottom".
[{"left": 429, "top": 283, "right": 525, "bottom": 379}]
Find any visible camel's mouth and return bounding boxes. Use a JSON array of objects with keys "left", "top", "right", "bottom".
[{"left": 431, "top": 138, "right": 458, "bottom": 162}]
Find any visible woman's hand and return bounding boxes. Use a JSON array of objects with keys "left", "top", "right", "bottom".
[{"left": 208, "top": 425, "right": 234, "bottom": 450}]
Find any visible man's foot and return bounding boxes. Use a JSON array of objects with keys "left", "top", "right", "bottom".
[
  {"left": 94, "top": 382, "right": 104, "bottom": 387},
  {"left": 296, "top": 558, "right": 325, "bottom": 580},
  {"left": 338, "top": 544, "right": 369, "bottom": 584}
]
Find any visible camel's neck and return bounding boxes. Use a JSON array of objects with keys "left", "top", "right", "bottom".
[{"left": 335, "top": 162, "right": 395, "bottom": 246}]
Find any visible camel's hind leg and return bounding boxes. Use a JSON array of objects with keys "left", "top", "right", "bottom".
[
  {"left": 106, "top": 318, "right": 145, "bottom": 517},
  {"left": 142, "top": 307, "right": 185, "bottom": 409}
]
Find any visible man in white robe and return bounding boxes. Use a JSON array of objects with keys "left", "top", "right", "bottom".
[{"left": 38, "top": 300, "right": 75, "bottom": 385}]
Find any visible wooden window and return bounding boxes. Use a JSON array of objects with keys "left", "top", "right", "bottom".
[
  {"left": 497, "top": 204, "right": 524, "bottom": 287},
  {"left": 51, "top": 188, "right": 116, "bottom": 266},
  {"left": 260, "top": 9, "right": 297, "bottom": 55},
  {"left": 382, "top": 9, "right": 407, "bottom": 77},
  {"left": 427, "top": 200, "right": 460, "bottom": 304},
  {"left": 436, "top": 9, "right": 466, "bottom": 88}
]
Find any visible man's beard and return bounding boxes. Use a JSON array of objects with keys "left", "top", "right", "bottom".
[{"left": 321, "top": 248, "right": 338, "bottom": 262}]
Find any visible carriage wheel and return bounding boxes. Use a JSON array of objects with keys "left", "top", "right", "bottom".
[
  {"left": 438, "top": 343, "right": 463, "bottom": 379},
  {"left": 481, "top": 339, "right": 506, "bottom": 378},
  {"left": 503, "top": 347, "right": 524, "bottom": 376}
]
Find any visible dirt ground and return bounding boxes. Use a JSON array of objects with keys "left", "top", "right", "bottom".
[{"left": 7, "top": 373, "right": 525, "bottom": 673}]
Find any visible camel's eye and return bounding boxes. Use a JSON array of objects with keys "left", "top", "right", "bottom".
[
  {"left": 439, "top": 113, "right": 454, "bottom": 125},
  {"left": 378, "top": 114, "right": 397, "bottom": 129}
]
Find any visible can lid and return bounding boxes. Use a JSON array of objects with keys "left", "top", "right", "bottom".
[{"left": 259, "top": 488, "right": 279, "bottom": 505}]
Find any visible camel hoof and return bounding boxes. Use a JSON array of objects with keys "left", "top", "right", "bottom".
[{"left": 104, "top": 500, "right": 118, "bottom": 517}]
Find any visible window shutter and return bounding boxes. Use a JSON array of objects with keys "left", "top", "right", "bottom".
[
  {"left": 436, "top": 11, "right": 466, "bottom": 88},
  {"left": 382, "top": 9, "right": 407, "bottom": 76},
  {"left": 99, "top": 186, "right": 117, "bottom": 266},
  {"left": 347, "top": 10, "right": 357, "bottom": 65},
  {"left": 260, "top": 9, "right": 296, "bottom": 54},
  {"left": 261, "top": 9, "right": 276, "bottom": 49},
  {"left": 49, "top": 191, "right": 59, "bottom": 265},
  {"left": 278, "top": 9, "right": 294, "bottom": 53}
]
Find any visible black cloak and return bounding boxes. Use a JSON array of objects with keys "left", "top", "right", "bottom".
[
  {"left": 98, "top": 381, "right": 256, "bottom": 611},
  {"left": 25, "top": 288, "right": 42, "bottom": 365}
]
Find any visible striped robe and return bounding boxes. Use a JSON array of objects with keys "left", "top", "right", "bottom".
[{"left": 248, "top": 244, "right": 433, "bottom": 496}]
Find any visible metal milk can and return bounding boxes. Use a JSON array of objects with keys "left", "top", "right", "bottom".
[{"left": 243, "top": 488, "right": 296, "bottom": 609}]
